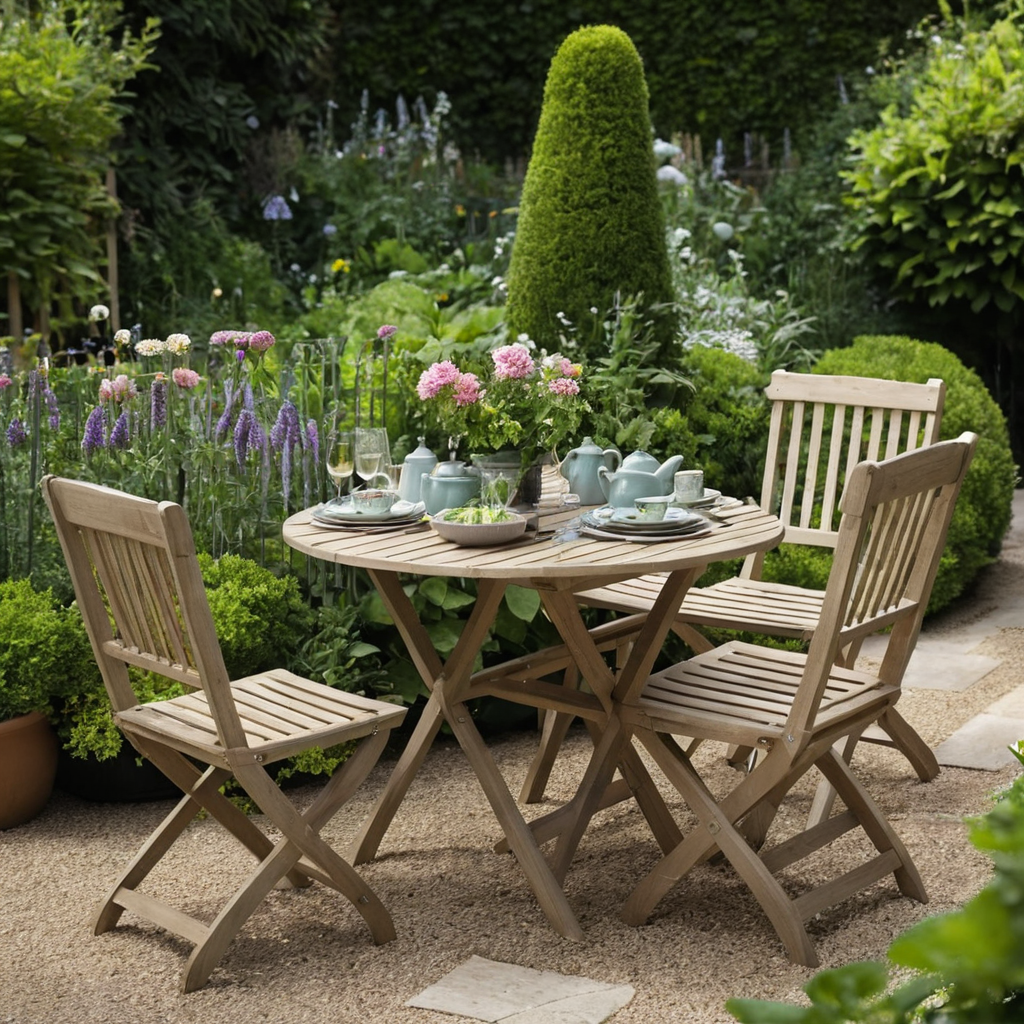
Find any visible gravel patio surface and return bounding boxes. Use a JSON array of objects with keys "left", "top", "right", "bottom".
[{"left": 2, "top": 516, "right": 1022, "bottom": 1024}]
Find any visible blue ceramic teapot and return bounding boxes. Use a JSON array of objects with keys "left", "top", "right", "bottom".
[
  {"left": 420, "top": 460, "right": 481, "bottom": 515},
  {"left": 559, "top": 437, "right": 620, "bottom": 505},
  {"left": 596, "top": 450, "right": 684, "bottom": 507}
]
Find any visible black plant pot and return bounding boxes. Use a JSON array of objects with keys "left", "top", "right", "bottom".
[{"left": 56, "top": 746, "right": 179, "bottom": 803}]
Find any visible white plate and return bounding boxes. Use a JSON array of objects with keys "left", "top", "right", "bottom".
[
  {"left": 581, "top": 523, "right": 713, "bottom": 543},
  {"left": 315, "top": 499, "right": 425, "bottom": 523}
]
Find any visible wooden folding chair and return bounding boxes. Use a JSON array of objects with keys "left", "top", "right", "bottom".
[
  {"left": 519, "top": 371, "right": 947, "bottom": 807},
  {"left": 616, "top": 432, "right": 976, "bottom": 966},
  {"left": 42, "top": 476, "right": 406, "bottom": 992}
]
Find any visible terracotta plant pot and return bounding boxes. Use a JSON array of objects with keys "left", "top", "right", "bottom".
[{"left": 0, "top": 711, "right": 58, "bottom": 829}]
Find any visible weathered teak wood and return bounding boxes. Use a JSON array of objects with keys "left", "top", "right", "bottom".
[
  {"left": 283, "top": 499, "right": 785, "bottom": 940},
  {"left": 41, "top": 476, "right": 407, "bottom": 993},
  {"left": 573, "top": 370, "right": 947, "bottom": 813},
  {"left": 616, "top": 433, "right": 976, "bottom": 966}
]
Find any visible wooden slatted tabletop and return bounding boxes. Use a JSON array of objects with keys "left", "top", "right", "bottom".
[{"left": 282, "top": 502, "right": 784, "bottom": 587}]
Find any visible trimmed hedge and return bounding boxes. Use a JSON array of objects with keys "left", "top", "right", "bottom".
[
  {"left": 763, "top": 335, "right": 1017, "bottom": 612},
  {"left": 328, "top": 0, "right": 936, "bottom": 164},
  {"left": 505, "top": 25, "right": 676, "bottom": 354}
]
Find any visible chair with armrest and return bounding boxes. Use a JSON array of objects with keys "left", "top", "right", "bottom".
[
  {"left": 617, "top": 431, "right": 976, "bottom": 965},
  {"left": 41, "top": 475, "right": 407, "bottom": 992},
  {"left": 520, "top": 370, "right": 947, "bottom": 809}
]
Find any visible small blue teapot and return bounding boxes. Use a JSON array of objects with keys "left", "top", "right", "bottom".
[
  {"left": 420, "top": 459, "right": 481, "bottom": 515},
  {"left": 560, "top": 437, "right": 620, "bottom": 505},
  {"left": 597, "top": 450, "right": 684, "bottom": 507}
]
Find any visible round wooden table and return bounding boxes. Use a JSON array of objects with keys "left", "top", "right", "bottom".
[{"left": 283, "top": 502, "right": 784, "bottom": 939}]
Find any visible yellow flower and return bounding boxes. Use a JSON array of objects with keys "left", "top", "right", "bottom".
[
  {"left": 455, "top": 204, "right": 466, "bottom": 217},
  {"left": 489, "top": 209, "right": 498, "bottom": 219},
  {"left": 332, "top": 258, "right": 351, "bottom": 274}
]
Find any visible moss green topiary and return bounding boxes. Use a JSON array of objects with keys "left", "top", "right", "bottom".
[
  {"left": 761, "top": 335, "right": 1018, "bottom": 613},
  {"left": 505, "top": 25, "right": 676, "bottom": 356}
]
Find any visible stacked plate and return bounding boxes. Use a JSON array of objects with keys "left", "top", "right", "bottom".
[
  {"left": 579, "top": 506, "right": 713, "bottom": 543},
  {"left": 675, "top": 487, "right": 723, "bottom": 509},
  {"left": 311, "top": 498, "right": 426, "bottom": 531}
]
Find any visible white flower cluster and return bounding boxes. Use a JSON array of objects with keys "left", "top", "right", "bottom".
[{"left": 135, "top": 338, "right": 166, "bottom": 356}]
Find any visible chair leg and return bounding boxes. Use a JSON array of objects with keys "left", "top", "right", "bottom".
[
  {"left": 620, "top": 730, "right": 819, "bottom": 966},
  {"left": 867, "top": 707, "right": 940, "bottom": 781},
  {"left": 182, "top": 733, "right": 397, "bottom": 993},
  {"left": 814, "top": 747, "right": 927, "bottom": 903}
]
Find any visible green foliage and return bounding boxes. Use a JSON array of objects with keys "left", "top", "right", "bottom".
[
  {"left": 726, "top": 756, "right": 1024, "bottom": 1023},
  {"left": 653, "top": 344, "right": 771, "bottom": 502},
  {"left": 327, "top": 0, "right": 935, "bottom": 166},
  {"left": 195, "top": 552, "right": 315, "bottom": 678},
  {"left": 844, "top": 7, "right": 1024, "bottom": 319},
  {"left": 505, "top": 25, "right": 677, "bottom": 356},
  {"left": 0, "top": 578, "right": 100, "bottom": 721},
  {"left": 0, "top": 1, "right": 157, "bottom": 314},
  {"left": 811, "top": 335, "right": 1018, "bottom": 612}
]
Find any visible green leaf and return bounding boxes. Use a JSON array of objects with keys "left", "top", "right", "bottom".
[
  {"left": 504, "top": 584, "right": 541, "bottom": 621},
  {"left": 418, "top": 576, "right": 449, "bottom": 606}
]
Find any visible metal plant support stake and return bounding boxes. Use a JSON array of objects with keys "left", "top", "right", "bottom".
[{"left": 353, "top": 332, "right": 390, "bottom": 430}]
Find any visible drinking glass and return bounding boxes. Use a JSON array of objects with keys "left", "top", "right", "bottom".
[
  {"left": 354, "top": 427, "right": 391, "bottom": 488},
  {"left": 325, "top": 425, "right": 354, "bottom": 501}
]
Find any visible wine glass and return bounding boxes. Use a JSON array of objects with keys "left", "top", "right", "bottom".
[
  {"left": 354, "top": 427, "right": 391, "bottom": 489},
  {"left": 325, "top": 425, "right": 354, "bottom": 502}
]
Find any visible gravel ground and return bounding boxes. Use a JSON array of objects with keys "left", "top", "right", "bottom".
[{"left": 2, "top": 531, "right": 1021, "bottom": 1024}]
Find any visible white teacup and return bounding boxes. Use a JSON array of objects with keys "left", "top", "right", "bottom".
[{"left": 674, "top": 469, "right": 704, "bottom": 504}]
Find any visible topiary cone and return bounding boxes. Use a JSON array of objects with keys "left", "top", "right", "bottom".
[{"left": 506, "top": 25, "right": 676, "bottom": 355}]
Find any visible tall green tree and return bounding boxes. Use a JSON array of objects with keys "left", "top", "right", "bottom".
[{"left": 504, "top": 24, "right": 676, "bottom": 355}]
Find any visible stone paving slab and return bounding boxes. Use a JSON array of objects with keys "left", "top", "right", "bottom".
[
  {"left": 934, "top": 713, "right": 1024, "bottom": 771},
  {"left": 858, "top": 636, "right": 1003, "bottom": 692},
  {"left": 406, "top": 955, "right": 635, "bottom": 1023}
]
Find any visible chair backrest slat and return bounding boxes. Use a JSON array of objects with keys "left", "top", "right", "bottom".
[
  {"left": 784, "top": 433, "right": 976, "bottom": 743},
  {"left": 744, "top": 371, "right": 946, "bottom": 578},
  {"left": 42, "top": 476, "right": 247, "bottom": 751}
]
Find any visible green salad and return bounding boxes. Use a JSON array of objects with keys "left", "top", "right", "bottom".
[{"left": 440, "top": 506, "right": 519, "bottom": 524}]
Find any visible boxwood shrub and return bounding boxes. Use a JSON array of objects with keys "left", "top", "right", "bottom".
[{"left": 759, "top": 335, "right": 1018, "bottom": 612}]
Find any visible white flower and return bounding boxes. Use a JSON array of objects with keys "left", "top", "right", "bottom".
[
  {"left": 113, "top": 329, "right": 131, "bottom": 347},
  {"left": 135, "top": 338, "right": 166, "bottom": 356},
  {"left": 165, "top": 333, "right": 191, "bottom": 354},
  {"left": 89, "top": 304, "right": 110, "bottom": 322},
  {"left": 657, "top": 165, "right": 688, "bottom": 186}
]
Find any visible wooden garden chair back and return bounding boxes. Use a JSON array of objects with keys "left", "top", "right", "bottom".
[
  {"left": 42, "top": 475, "right": 406, "bottom": 992},
  {"left": 739, "top": 368, "right": 945, "bottom": 579},
  {"left": 528, "top": 370, "right": 947, "bottom": 812},
  {"left": 618, "top": 432, "right": 977, "bottom": 966}
]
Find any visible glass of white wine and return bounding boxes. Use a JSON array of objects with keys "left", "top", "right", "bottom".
[
  {"left": 325, "top": 427, "right": 354, "bottom": 501},
  {"left": 354, "top": 427, "right": 391, "bottom": 489}
]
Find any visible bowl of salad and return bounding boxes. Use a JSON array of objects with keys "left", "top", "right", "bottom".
[{"left": 429, "top": 506, "right": 528, "bottom": 546}]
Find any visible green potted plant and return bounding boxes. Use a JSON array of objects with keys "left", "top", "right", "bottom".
[{"left": 0, "top": 578, "right": 100, "bottom": 828}]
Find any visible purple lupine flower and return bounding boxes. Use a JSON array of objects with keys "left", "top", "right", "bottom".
[
  {"left": 109, "top": 411, "right": 130, "bottom": 449},
  {"left": 247, "top": 413, "right": 266, "bottom": 458},
  {"left": 150, "top": 378, "right": 167, "bottom": 430},
  {"left": 43, "top": 388, "right": 60, "bottom": 430},
  {"left": 82, "top": 406, "right": 106, "bottom": 453},
  {"left": 304, "top": 419, "right": 319, "bottom": 462},
  {"left": 377, "top": 324, "right": 398, "bottom": 340},
  {"left": 234, "top": 409, "right": 253, "bottom": 469},
  {"left": 270, "top": 402, "right": 301, "bottom": 495},
  {"left": 6, "top": 417, "right": 27, "bottom": 447},
  {"left": 215, "top": 380, "right": 236, "bottom": 438}
]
